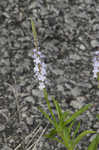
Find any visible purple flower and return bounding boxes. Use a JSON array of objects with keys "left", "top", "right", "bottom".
[
  {"left": 32, "top": 48, "right": 47, "bottom": 90},
  {"left": 93, "top": 51, "right": 99, "bottom": 78},
  {"left": 34, "top": 57, "right": 41, "bottom": 64},
  {"left": 39, "top": 82, "right": 46, "bottom": 90}
]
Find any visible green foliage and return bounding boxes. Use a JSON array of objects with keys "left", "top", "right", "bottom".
[
  {"left": 87, "top": 114, "right": 99, "bottom": 150},
  {"left": 62, "top": 103, "right": 92, "bottom": 127},
  {"left": 37, "top": 88, "right": 96, "bottom": 150},
  {"left": 73, "top": 130, "right": 96, "bottom": 148},
  {"left": 87, "top": 134, "right": 99, "bottom": 150}
]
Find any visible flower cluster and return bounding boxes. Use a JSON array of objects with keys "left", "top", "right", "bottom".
[
  {"left": 93, "top": 51, "right": 99, "bottom": 78},
  {"left": 32, "top": 48, "right": 47, "bottom": 90}
]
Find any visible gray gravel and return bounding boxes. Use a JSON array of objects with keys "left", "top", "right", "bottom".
[{"left": 0, "top": 0, "right": 99, "bottom": 150}]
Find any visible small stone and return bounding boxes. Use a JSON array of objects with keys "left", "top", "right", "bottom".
[
  {"left": 91, "top": 40, "right": 99, "bottom": 48},
  {"left": 69, "top": 54, "right": 81, "bottom": 60},
  {"left": 71, "top": 87, "right": 81, "bottom": 97},
  {"left": 22, "top": 113, "right": 27, "bottom": 119},
  {"left": 96, "top": 6, "right": 99, "bottom": 12},
  {"left": 26, "top": 116, "right": 34, "bottom": 125},
  {"left": 24, "top": 96, "right": 35, "bottom": 105},
  {"left": 0, "top": 124, "right": 5, "bottom": 132},
  {"left": 89, "top": 134, "right": 97, "bottom": 142},
  {"left": 70, "top": 99, "right": 84, "bottom": 109},
  {"left": 93, "top": 24, "right": 99, "bottom": 31},
  {"left": 80, "top": 44, "right": 85, "bottom": 50},
  {"left": 93, "top": 122, "right": 99, "bottom": 128},
  {"left": 1, "top": 145, "right": 12, "bottom": 150},
  {"left": 57, "top": 85, "right": 64, "bottom": 91},
  {"left": 32, "top": 89, "right": 44, "bottom": 98}
]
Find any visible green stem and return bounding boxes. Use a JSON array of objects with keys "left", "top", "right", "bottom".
[{"left": 57, "top": 132, "right": 73, "bottom": 150}]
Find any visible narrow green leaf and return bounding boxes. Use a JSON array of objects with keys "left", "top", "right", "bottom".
[
  {"left": 62, "top": 127, "right": 73, "bottom": 150},
  {"left": 61, "top": 111, "right": 71, "bottom": 121},
  {"left": 38, "top": 106, "right": 54, "bottom": 125},
  {"left": 43, "top": 128, "right": 57, "bottom": 138},
  {"left": 43, "top": 88, "right": 57, "bottom": 126},
  {"left": 72, "top": 121, "right": 81, "bottom": 139},
  {"left": 63, "top": 104, "right": 92, "bottom": 127},
  {"left": 56, "top": 110, "right": 71, "bottom": 132},
  {"left": 51, "top": 96, "right": 62, "bottom": 120},
  {"left": 73, "top": 130, "right": 96, "bottom": 149},
  {"left": 63, "top": 127, "right": 71, "bottom": 142},
  {"left": 68, "top": 120, "right": 76, "bottom": 135},
  {"left": 87, "top": 133, "right": 99, "bottom": 150},
  {"left": 43, "top": 128, "right": 66, "bottom": 146}
]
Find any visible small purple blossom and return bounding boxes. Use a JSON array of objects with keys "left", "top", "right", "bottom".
[
  {"left": 93, "top": 51, "right": 99, "bottom": 78},
  {"left": 32, "top": 48, "right": 47, "bottom": 90},
  {"left": 34, "top": 57, "right": 41, "bottom": 64}
]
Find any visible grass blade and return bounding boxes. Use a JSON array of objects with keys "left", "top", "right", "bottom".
[
  {"left": 51, "top": 96, "right": 62, "bottom": 120},
  {"left": 62, "top": 127, "right": 73, "bottom": 150},
  {"left": 43, "top": 128, "right": 57, "bottom": 138},
  {"left": 72, "top": 121, "right": 81, "bottom": 139},
  {"left": 38, "top": 106, "right": 54, "bottom": 125},
  {"left": 73, "top": 130, "right": 96, "bottom": 149},
  {"left": 63, "top": 104, "right": 92, "bottom": 127},
  {"left": 43, "top": 88, "right": 57, "bottom": 126},
  {"left": 87, "top": 133, "right": 99, "bottom": 150},
  {"left": 68, "top": 120, "right": 76, "bottom": 135},
  {"left": 61, "top": 111, "right": 71, "bottom": 121}
]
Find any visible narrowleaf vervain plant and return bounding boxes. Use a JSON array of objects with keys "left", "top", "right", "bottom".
[{"left": 31, "top": 19, "right": 99, "bottom": 150}]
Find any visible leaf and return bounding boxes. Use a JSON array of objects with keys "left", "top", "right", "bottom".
[
  {"left": 60, "top": 120, "right": 79, "bottom": 150},
  {"left": 43, "top": 128, "right": 57, "bottom": 138},
  {"left": 73, "top": 130, "right": 96, "bottom": 149},
  {"left": 87, "top": 133, "right": 99, "bottom": 150},
  {"left": 62, "top": 127, "right": 73, "bottom": 150},
  {"left": 51, "top": 96, "right": 62, "bottom": 120},
  {"left": 63, "top": 104, "right": 92, "bottom": 127},
  {"left": 58, "top": 110, "right": 71, "bottom": 131},
  {"left": 43, "top": 128, "right": 65, "bottom": 145},
  {"left": 72, "top": 121, "right": 81, "bottom": 139},
  {"left": 37, "top": 106, "right": 54, "bottom": 125},
  {"left": 43, "top": 88, "right": 57, "bottom": 126},
  {"left": 68, "top": 120, "right": 76, "bottom": 135},
  {"left": 61, "top": 111, "right": 71, "bottom": 121}
]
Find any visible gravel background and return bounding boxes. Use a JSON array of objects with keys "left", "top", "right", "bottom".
[{"left": 0, "top": 0, "right": 99, "bottom": 150}]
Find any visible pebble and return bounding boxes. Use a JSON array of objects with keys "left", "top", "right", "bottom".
[{"left": 91, "top": 40, "right": 99, "bottom": 48}]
